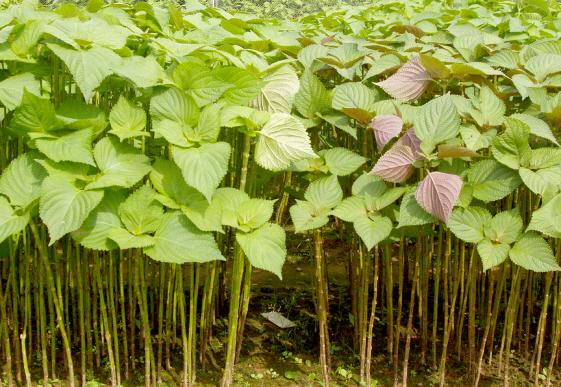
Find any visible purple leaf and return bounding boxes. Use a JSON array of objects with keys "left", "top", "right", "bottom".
[
  {"left": 375, "top": 56, "right": 430, "bottom": 102},
  {"left": 370, "top": 114, "right": 403, "bottom": 151},
  {"left": 394, "top": 127, "right": 422, "bottom": 159},
  {"left": 415, "top": 172, "right": 463, "bottom": 224},
  {"left": 368, "top": 145, "right": 416, "bottom": 183}
]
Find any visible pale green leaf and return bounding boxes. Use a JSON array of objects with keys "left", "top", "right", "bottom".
[
  {"left": 236, "top": 222, "right": 286, "bottom": 279},
  {"left": 468, "top": 160, "right": 522, "bottom": 202},
  {"left": 0, "top": 73, "right": 40, "bottom": 110},
  {"left": 509, "top": 232, "right": 561, "bottom": 272},
  {"left": 109, "top": 96, "right": 146, "bottom": 141},
  {"left": 448, "top": 206, "right": 492, "bottom": 243},
  {"left": 354, "top": 215, "right": 392, "bottom": 250},
  {"left": 0, "top": 197, "right": 30, "bottom": 243},
  {"left": 331, "top": 196, "right": 367, "bottom": 223},
  {"left": 305, "top": 175, "right": 343, "bottom": 210},
  {"left": 108, "top": 228, "right": 155, "bottom": 249},
  {"left": 485, "top": 208, "right": 523, "bottom": 244},
  {"left": 414, "top": 95, "right": 460, "bottom": 152},
  {"left": 237, "top": 198, "right": 275, "bottom": 230},
  {"left": 0, "top": 151, "right": 46, "bottom": 210},
  {"left": 477, "top": 238, "right": 510, "bottom": 271},
  {"left": 119, "top": 184, "right": 164, "bottom": 235},
  {"left": 174, "top": 62, "right": 233, "bottom": 107},
  {"left": 35, "top": 128, "right": 95, "bottom": 166},
  {"left": 289, "top": 200, "right": 330, "bottom": 232},
  {"left": 527, "top": 193, "right": 561, "bottom": 238}
]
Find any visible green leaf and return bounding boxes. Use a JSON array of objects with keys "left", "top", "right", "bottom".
[
  {"left": 11, "top": 90, "right": 63, "bottom": 135},
  {"left": 237, "top": 198, "right": 275, "bottom": 230},
  {"left": 460, "top": 125, "right": 497, "bottom": 151},
  {"left": 354, "top": 215, "right": 392, "bottom": 250},
  {"left": 470, "top": 85, "right": 506, "bottom": 127},
  {"left": 322, "top": 148, "right": 366, "bottom": 176},
  {"left": 331, "top": 197, "right": 367, "bottom": 223},
  {"left": 290, "top": 200, "right": 330, "bottom": 232},
  {"left": 150, "top": 88, "right": 200, "bottom": 147},
  {"left": 213, "top": 188, "right": 250, "bottom": 229},
  {"left": 0, "top": 151, "right": 47, "bottom": 210},
  {"left": 509, "top": 232, "right": 561, "bottom": 272},
  {"left": 173, "top": 142, "right": 231, "bottom": 202},
  {"left": 56, "top": 99, "right": 107, "bottom": 138},
  {"left": 255, "top": 113, "right": 317, "bottom": 172},
  {"left": 510, "top": 113, "right": 560, "bottom": 146},
  {"left": 485, "top": 208, "right": 523, "bottom": 244},
  {"left": 144, "top": 212, "right": 225, "bottom": 264},
  {"left": 477, "top": 238, "right": 510, "bottom": 271},
  {"left": 195, "top": 103, "right": 223, "bottom": 143},
  {"left": 331, "top": 82, "right": 376, "bottom": 112},
  {"left": 180, "top": 199, "right": 223, "bottom": 233},
  {"left": 109, "top": 96, "right": 147, "bottom": 141},
  {"left": 528, "top": 148, "right": 561, "bottom": 169},
  {"left": 0, "top": 73, "right": 40, "bottom": 110},
  {"left": 174, "top": 62, "right": 233, "bottom": 107},
  {"left": 294, "top": 70, "right": 330, "bottom": 120},
  {"left": 519, "top": 166, "right": 561, "bottom": 202},
  {"left": 305, "top": 175, "right": 343, "bottom": 210},
  {"left": 108, "top": 228, "right": 155, "bottom": 249},
  {"left": 374, "top": 187, "right": 407, "bottom": 210},
  {"left": 119, "top": 184, "right": 164, "bottom": 235},
  {"left": 35, "top": 128, "right": 95, "bottom": 166},
  {"left": 254, "top": 66, "right": 299, "bottom": 114},
  {"left": 39, "top": 176, "right": 104, "bottom": 245},
  {"left": 85, "top": 136, "right": 151, "bottom": 190},
  {"left": 414, "top": 95, "right": 460, "bottom": 153},
  {"left": 448, "top": 206, "right": 492, "bottom": 243},
  {"left": 112, "top": 56, "right": 173, "bottom": 89},
  {"left": 468, "top": 160, "right": 522, "bottom": 202},
  {"left": 491, "top": 117, "right": 531, "bottom": 170},
  {"left": 352, "top": 173, "right": 386, "bottom": 198},
  {"left": 71, "top": 190, "right": 125, "bottom": 251},
  {"left": 397, "top": 189, "right": 437, "bottom": 228},
  {"left": 525, "top": 54, "right": 561, "bottom": 83},
  {"left": 0, "top": 197, "right": 30, "bottom": 243},
  {"left": 47, "top": 42, "right": 121, "bottom": 100},
  {"left": 236, "top": 222, "right": 287, "bottom": 279},
  {"left": 527, "top": 193, "right": 561, "bottom": 238},
  {"left": 215, "top": 67, "right": 265, "bottom": 106}
]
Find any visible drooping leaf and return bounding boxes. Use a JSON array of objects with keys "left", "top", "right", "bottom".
[
  {"left": 35, "top": 128, "right": 95, "bottom": 166},
  {"left": 0, "top": 73, "right": 40, "bottom": 110},
  {"left": 437, "top": 144, "right": 481, "bottom": 159},
  {"left": 375, "top": 56, "right": 429, "bottom": 102},
  {"left": 510, "top": 113, "right": 560, "bottom": 146},
  {"left": 40, "top": 176, "right": 104, "bottom": 245},
  {"left": 112, "top": 56, "right": 173, "bottom": 89},
  {"left": 236, "top": 222, "right": 287, "bottom": 279},
  {"left": 11, "top": 90, "right": 63, "bottom": 135},
  {"left": 144, "top": 212, "right": 225, "bottom": 264},
  {"left": 509, "top": 232, "right": 561, "bottom": 272},
  {"left": 255, "top": 113, "right": 317, "bottom": 172},
  {"left": 448, "top": 206, "right": 492, "bottom": 243},
  {"left": 519, "top": 166, "right": 561, "bottom": 201},
  {"left": 369, "top": 145, "right": 416, "bottom": 183},
  {"left": 471, "top": 85, "right": 506, "bottom": 127},
  {"left": 415, "top": 172, "right": 462, "bottom": 224},
  {"left": 173, "top": 142, "right": 231, "bottom": 202},
  {"left": 370, "top": 114, "right": 403, "bottom": 151},
  {"left": 85, "top": 136, "right": 151, "bottom": 190}
]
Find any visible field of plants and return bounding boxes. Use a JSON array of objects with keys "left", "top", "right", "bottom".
[{"left": 0, "top": 0, "right": 561, "bottom": 386}]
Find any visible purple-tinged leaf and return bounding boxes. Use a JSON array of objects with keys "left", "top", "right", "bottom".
[
  {"left": 394, "top": 127, "right": 422, "bottom": 158},
  {"left": 415, "top": 172, "right": 463, "bottom": 224},
  {"left": 368, "top": 145, "right": 416, "bottom": 183},
  {"left": 437, "top": 144, "right": 483, "bottom": 159},
  {"left": 370, "top": 114, "right": 403, "bottom": 151},
  {"left": 375, "top": 56, "right": 430, "bottom": 102}
]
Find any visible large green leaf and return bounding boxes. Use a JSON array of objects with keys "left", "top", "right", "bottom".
[
  {"left": 236, "top": 222, "right": 287, "bottom": 279},
  {"left": 0, "top": 72, "right": 40, "bottom": 110},
  {"left": 150, "top": 88, "right": 199, "bottom": 147},
  {"left": 0, "top": 197, "right": 30, "bottom": 243},
  {"left": 173, "top": 62, "right": 233, "bottom": 107},
  {"left": 40, "top": 176, "right": 104, "bottom": 244},
  {"left": 331, "top": 82, "right": 376, "bottom": 112},
  {"left": 213, "top": 188, "right": 250, "bottom": 229},
  {"left": 470, "top": 85, "right": 505, "bottom": 127},
  {"left": 305, "top": 174, "right": 343, "bottom": 210},
  {"left": 215, "top": 67, "right": 265, "bottom": 106},
  {"left": 109, "top": 96, "right": 146, "bottom": 141},
  {"left": 290, "top": 200, "right": 330, "bottom": 232},
  {"left": 397, "top": 189, "right": 437, "bottom": 228},
  {"left": 354, "top": 215, "right": 392, "bottom": 250},
  {"left": 331, "top": 196, "right": 368, "bottom": 223},
  {"left": 519, "top": 166, "right": 561, "bottom": 202},
  {"left": 322, "top": 148, "right": 366, "bottom": 176},
  {"left": 448, "top": 206, "right": 492, "bottom": 243},
  {"left": 71, "top": 190, "right": 125, "bottom": 251},
  {"left": 294, "top": 70, "right": 330, "bottom": 120},
  {"left": 468, "top": 160, "right": 521, "bottom": 202},
  {"left": 56, "top": 99, "right": 107, "bottom": 138},
  {"left": 491, "top": 117, "right": 531, "bottom": 170},
  {"left": 173, "top": 142, "right": 231, "bottom": 202},
  {"left": 414, "top": 95, "right": 460, "bottom": 152},
  {"left": 144, "top": 212, "right": 225, "bottom": 264},
  {"left": 119, "top": 184, "right": 164, "bottom": 235},
  {"left": 112, "top": 56, "right": 173, "bottom": 89},
  {"left": 509, "top": 232, "right": 561, "bottom": 272},
  {"left": 11, "top": 90, "right": 63, "bottom": 135},
  {"left": 527, "top": 193, "right": 561, "bottom": 238},
  {"left": 236, "top": 198, "right": 275, "bottom": 230},
  {"left": 255, "top": 113, "right": 317, "bottom": 171},
  {"left": 47, "top": 42, "right": 122, "bottom": 100},
  {"left": 85, "top": 136, "right": 151, "bottom": 190},
  {"left": 0, "top": 151, "right": 46, "bottom": 210},
  {"left": 108, "top": 228, "right": 156, "bottom": 249},
  {"left": 477, "top": 238, "right": 510, "bottom": 271},
  {"left": 484, "top": 208, "right": 523, "bottom": 244},
  {"left": 510, "top": 113, "right": 560, "bottom": 146},
  {"left": 35, "top": 128, "right": 95, "bottom": 166},
  {"left": 253, "top": 66, "right": 299, "bottom": 114}
]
